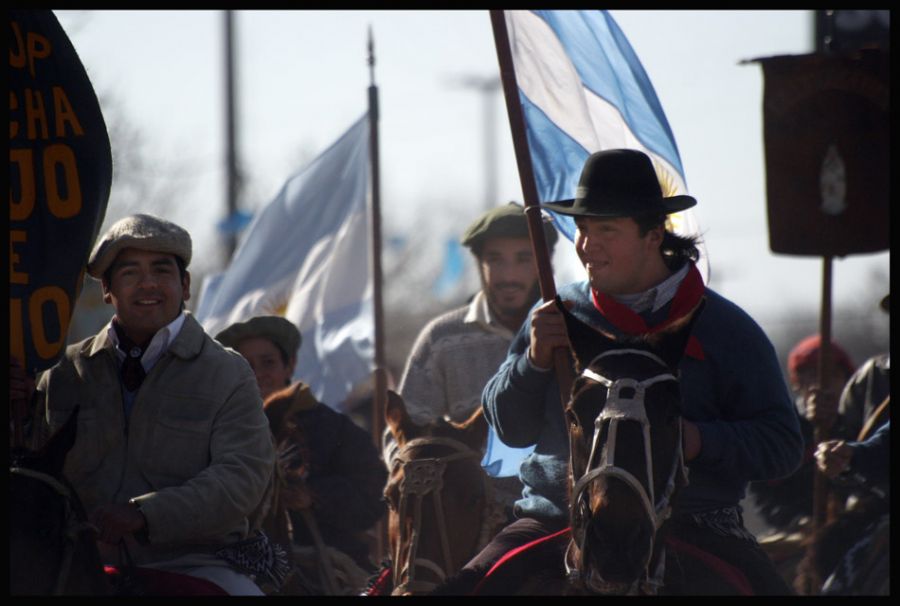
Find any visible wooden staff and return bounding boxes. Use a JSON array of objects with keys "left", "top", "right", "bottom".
[
  {"left": 490, "top": 10, "right": 574, "bottom": 406},
  {"left": 805, "top": 255, "right": 835, "bottom": 596},
  {"left": 367, "top": 27, "right": 389, "bottom": 564}
]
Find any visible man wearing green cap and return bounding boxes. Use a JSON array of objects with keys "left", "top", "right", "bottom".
[
  {"left": 216, "top": 316, "right": 386, "bottom": 582},
  {"left": 11, "top": 214, "right": 275, "bottom": 595},
  {"left": 385, "top": 202, "right": 557, "bottom": 516},
  {"left": 449, "top": 150, "right": 803, "bottom": 594}
]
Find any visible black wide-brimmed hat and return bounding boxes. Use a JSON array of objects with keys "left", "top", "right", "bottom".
[{"left": 540, "top": 149, "right": 697, "bottom": 218}]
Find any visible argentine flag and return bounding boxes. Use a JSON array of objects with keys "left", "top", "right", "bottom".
[
  {"left": 482, "top": 10, "right": 706, "bottom": 477},
  {"left": 505, "top": 10, "right": 706, "bottom": 278},
  {"left": 196, "top": 114, "right": 373, "bottom": 412}
]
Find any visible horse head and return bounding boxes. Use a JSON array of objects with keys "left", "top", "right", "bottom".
[
  {"left": 10, "top": 408, "right": 110, "bottom": 596},
  {"left": 383, "top": 390, "right": 497, "bottom": 595},
  {"left": 561, "top": 299, "right": 704, "bottom": 594}
]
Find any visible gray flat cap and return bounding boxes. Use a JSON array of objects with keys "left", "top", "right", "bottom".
[
  {"left": 216, "top": 316, "right": 302, "bottom": 360},
  {"left": 87, "top": 214, "right": 192, "bottom": 279},
  {"left": 460, "top": 201, "right": 558, "bottom": 255}
]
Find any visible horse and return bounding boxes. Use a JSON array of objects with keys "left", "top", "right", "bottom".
[
  {"left": 559, "top": 299, "right": 712, "bottom": 595},
  {"left": 441, "top": 300, "right": 732, "bottom": 596},
  {"left": 370, "top": 390, "right": 507, "bottom": 595},
  {"left": 10, "top": 408, "right": 112, "bottom": 596},
  {"left": 793, "top": 489, "right": 889, "bottom": 595},
  {"left": 793, "top": 409, "right": 890, "bottom": 596},
  {"left": 10, "top": 408, "right": 235, "bottom": 596},
  {"left": 255, "top": 385, "right": 373, "bottom": 596}
]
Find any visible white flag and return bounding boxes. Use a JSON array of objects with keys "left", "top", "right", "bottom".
[{"left": 197, "top": 114, "right": 372, "bottom": 411}]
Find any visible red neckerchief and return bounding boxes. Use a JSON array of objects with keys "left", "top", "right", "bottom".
[{"left": 591, "top": 263, "right": 705, "bottom": 360}]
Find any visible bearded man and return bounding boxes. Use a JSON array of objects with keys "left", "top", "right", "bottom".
[{"left": 384, "top": 202, "right": 557, "bottom": 516}]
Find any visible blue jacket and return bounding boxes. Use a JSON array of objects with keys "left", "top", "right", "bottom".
[
  {"left": 482, "top": 279, "right": 803, "bottom": 521},
  {"left": 847, "top": 420, "right": 889, "bottom": 494}
]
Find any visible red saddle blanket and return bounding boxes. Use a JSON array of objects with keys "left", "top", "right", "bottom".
[
  {"left": 104, "top": 565, "right": 228, "bottom": 596},
  {"left": 476, "top": 527, "right": 754, "bottom": 595}
]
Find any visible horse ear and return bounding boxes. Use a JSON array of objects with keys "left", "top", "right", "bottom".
[
  {"left": 557, "top": 297, "right": 617, "bottom": 372},
  {"left": 385, "top": 390, "right": 416, "bottom": 444},
  {"left": 651, "top": 298, "right": 706, "bottom": 370},
  {"left": 36, "top": 406, "right": 79, "bottom": 476}
]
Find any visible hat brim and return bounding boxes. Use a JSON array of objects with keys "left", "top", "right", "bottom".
[
  {"left": 216, "top": 317, "right": 301, "bottom": 358},
  {"left": 540, "top": 194, "right": 696, "bottom": 218}
]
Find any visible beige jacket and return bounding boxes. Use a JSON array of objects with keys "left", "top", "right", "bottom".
[{"left": 34, "top": 312, "right": 275, "bottom": 565}]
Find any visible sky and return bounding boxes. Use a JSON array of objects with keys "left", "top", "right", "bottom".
[{"left": 53, "top": 9, "right": 890, "bottom": 334}]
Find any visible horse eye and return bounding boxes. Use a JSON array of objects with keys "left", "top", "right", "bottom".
[{"left": 565, "top": 409, "right": 579, "bottom": 428}]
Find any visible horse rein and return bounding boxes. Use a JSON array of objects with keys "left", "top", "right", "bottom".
[
  {"left": 566, "top": 348, "right": 689, "bottom": 594},
  {"left": 388, "top": 436, "right": 499, "bottom": 594},
  {"left": 11, "top": 466, "right": 97, "bottom": 595}
]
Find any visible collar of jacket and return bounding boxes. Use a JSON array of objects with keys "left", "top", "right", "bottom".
[{"left": 83, "top": 312, "right": 206, "bottom": 361}]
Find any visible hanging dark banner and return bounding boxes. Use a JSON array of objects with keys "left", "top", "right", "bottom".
[
  {"left": 753, "top": 50, "right": 889, "bottom": 257},
  {"left": 9, "top": 10, "right": 112, "bottom": 373}
]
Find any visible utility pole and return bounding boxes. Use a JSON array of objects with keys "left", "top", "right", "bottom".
[
  {"left": 223, "top": 10, "right": 241, "bottom": 263},
  {"left": 447, "top": 74, "right": 501, "bottom": 211}
]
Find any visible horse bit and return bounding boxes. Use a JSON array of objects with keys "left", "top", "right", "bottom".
[
  {"left": 566, "top": 348, "right": 689, "bottom": 594},
  {"left": 11, "top": 466, "right": 97, "bottom": 595},
  {"left": 388, "top": 436, "right": 503, "bottom": 594}
]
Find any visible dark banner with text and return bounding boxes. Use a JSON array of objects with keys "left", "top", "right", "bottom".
[{"left": 9, "top": 10, "right": 112, "bottom": 373}]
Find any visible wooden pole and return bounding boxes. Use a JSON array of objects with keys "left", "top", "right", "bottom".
[
  {"left": 223, "top": 10, "right": 240, "bottom": 262},
  {"left": 367, "top": 26, "right": 388, "bottom": 565},
  {"left": 490, "top": 10, "right": 574, "bottom": 406},
  {"left": 806, "top": 254, "right": 834, "bottom": 595}
]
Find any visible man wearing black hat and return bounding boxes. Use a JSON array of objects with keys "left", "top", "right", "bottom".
[
  {"left": 455, "top": 150, "right": 803, "bottom": 594},
  {"left": 386, "top": 202, "right": 557, "bottom": 516}
]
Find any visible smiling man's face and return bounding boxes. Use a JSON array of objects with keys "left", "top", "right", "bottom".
[{"left": 102, "top": 247, "right": 190, "bottom": 343}]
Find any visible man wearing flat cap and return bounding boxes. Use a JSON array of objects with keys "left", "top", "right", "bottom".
[
  {"left": 452, "top": 149, "right": 803, "bottom": 594},
  {"left": 385, "top": 202, "right": 557, "bottom": 518},
  {"left": 17, "top": 214, "right": 276, "bottom": 595},
  {"left": 216, "top": 316, "right": 386, "bottom": 582}
]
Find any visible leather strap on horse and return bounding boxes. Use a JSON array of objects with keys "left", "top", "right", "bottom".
[
  {"left": 857, "top": 395, "right": 889, "bottom": 442},
  {"left": 297, "top": 507, "right": 339, "bottom": 595},
  {"left": 11, "top": 466, "right": 97, "bottom": 595},
  {"left": 391, "top": 436, "right": 492, "bottom": 594}
]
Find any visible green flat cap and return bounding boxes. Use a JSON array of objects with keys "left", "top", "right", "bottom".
[
  {"left": 460, "top": 201, "right": 558, "bottom": 254},
  {"left": 215, "top": 315, "right": 301, "bottom": 360},
  {"left": 87, "top": 214, "right": 192, "bottom": 279}
]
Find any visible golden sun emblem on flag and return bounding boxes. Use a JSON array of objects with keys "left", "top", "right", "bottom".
[{"left": 652, "top": 158, "right": 684, "bottom": 233}]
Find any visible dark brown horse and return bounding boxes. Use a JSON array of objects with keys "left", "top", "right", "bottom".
[
  {"left": 10, "top": 409, "right": 112, "bottom": 596},
  {"left": 560, "top": 300, "right": 710, "bottom": 594},
  {"left": 10, "top": 409, "right": 230, "bottom": 596},
  {"left": 377, "top": 391, "right": 507, "bottom": 595}
]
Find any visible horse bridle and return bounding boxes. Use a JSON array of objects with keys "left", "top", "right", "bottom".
[
  {"left": 10, "top": 466, "right": 97, "bottom": 596},
  {"left": 566, "top": 348, "right": 689, "bottom": 594},
  {"left": 387, "top": 436, "right": 503, "bottom": 595}
]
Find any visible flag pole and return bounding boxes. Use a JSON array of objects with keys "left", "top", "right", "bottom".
[
  {"left": 490, "top": 10, "right": 574, "bottom": 406},
  {"left": 367, "top": 25, "right": 388, "bottom": 565}
]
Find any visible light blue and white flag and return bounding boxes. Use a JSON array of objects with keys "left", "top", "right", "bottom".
[
  {"left": 482, "top": 10, "right": 706, "bottom": 477},
  {"left": 196, "top": 114, "right": 372, "bottom": 412},
  {"left": 504, "top": 9, "right": 706, "bottom": 279}
]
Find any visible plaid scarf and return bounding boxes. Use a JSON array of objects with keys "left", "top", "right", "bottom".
[{"left": 591, "top": 263, "right": 705, "bottom": 360}]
